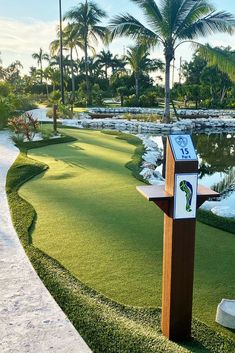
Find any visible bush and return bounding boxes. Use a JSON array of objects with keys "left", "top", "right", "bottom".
[
  {"left": 139, "top": 91, "right": 159, "bottom": 107},
  {"left": 8, "top": 93, "right": 37, "bottom": 112},
  {"left": 8, "top": 113, "right": 39, "bottom": 141},
  {"left": 124, "top": 94, "right": 139, "bottom": 107},
  {"left": 0, "top": 82, "right": 11, "bottom": 97},
  {"left": 10, "top": 133, "right": 25, "bottom": 146},
  {"left": 124, "top": 91, "right": 159, "bottom": 108},
  {"left": 0, "top": 97, "right": 13, "bottom": 128},
  {"left": 75, "top": 82, "right": 105, "bottom": 107}
]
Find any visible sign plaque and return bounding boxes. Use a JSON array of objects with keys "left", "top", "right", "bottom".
[
  {"left": 174, "top": 173, "right": 198, "bottom": 220},
  {"left": 169, "top": 134, "right": 197, "bottom": 161}
]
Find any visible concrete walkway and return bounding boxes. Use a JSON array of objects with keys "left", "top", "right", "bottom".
[{"left": 0, "top": 131, "right": 92, "bottom": 353}]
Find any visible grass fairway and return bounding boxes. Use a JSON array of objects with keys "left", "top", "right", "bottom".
[{"left": 19, "top": 128, "right": 235, "bottom": 339}]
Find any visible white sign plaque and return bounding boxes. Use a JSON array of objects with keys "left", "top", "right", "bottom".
[
  {"left": 174, "top": 174, "right": 198, "bottom": 220},
  {"left": 169, "top": 135, "right": 197, "bottom": 161}
]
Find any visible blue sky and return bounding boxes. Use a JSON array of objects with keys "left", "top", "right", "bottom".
[
  {"left": 0, "top": 0, "right": 234, "bottom": 21},
  {"left": 0, "top": 0, "right": 234, "bottom": 78}
]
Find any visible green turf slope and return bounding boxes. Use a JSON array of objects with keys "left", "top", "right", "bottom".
[{"left": 19, "top": 129, "right": 235, "bottom": 339}]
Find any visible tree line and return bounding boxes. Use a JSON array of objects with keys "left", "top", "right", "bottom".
[{"left": 0, "top": 0, "right": 235, "bottom": 127}]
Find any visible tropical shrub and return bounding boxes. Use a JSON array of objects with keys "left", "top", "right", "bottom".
[
  {"left": 8, "top": 112, "right": 39, "bottom": 141},
  {"left": 124, "top": 91, "right": 159, "bottom": 108},
  {"left": 0, "top": 82, "right": 11, "bottom": 97},
  {"left": 8, "top": 94, "right": 37, "bottom": 112}
]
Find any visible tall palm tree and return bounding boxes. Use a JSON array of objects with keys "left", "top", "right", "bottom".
[
  {"left": 64, "top": 0, "right": 108, "bottom": 105},
  {"left": 126, "top": 44, "right": 163, "bottom": 100},
  {"left": 32, "top": 48, "right": 49, "bottom": 84},
  {"left": 110, "top": 0, "right": 235, "bottom": 122}
]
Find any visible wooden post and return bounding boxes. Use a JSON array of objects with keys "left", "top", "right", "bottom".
[
  {"left": 161, "top": 138, "right": 198, "bottom": 340},
  {"left": 137, "top": 135, "right": 220, "bottom": 342},
  {"left": 53, "top": 104, "right": 58, "bottom": 134}
]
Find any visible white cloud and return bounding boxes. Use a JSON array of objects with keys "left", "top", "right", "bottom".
[
  {"left": 0, "top": 17, "right": 58, "bottom": 72},
  {"left": 0, "top": 14, "right": 234, "bottom": 79}
]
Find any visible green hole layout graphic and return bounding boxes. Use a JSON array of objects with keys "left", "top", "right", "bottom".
[{"left": 180, "top": 180, "right": 193, "bottom": 212}]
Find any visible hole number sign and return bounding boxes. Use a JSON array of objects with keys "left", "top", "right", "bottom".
[{"left": 169, "top": 135, "right": 198, "bottom": 162}]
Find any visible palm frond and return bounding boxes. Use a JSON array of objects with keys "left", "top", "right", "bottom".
[
  {"left": 92, "top": 25, "right": 109, "bottom": 41},
  {"left": 178, "top": 10, "right": 235, "bottom": 40},
  {"left": 109, "top": 14, "right": 159, "bottom": 45},
  {"left": 130, "top": 0, "right": 164, "bottom": 33},
  {"left": 198, "top": 44, "right": 235, "bottom": 81},
  {"left": 174, "top": 0, "right": 215, "bottom": 39},
  {"left": 88, "top": 1, "right": 107, "bottom": 19},
  {"left": 50, "top": 40, "right": 60, "bottom": 55}
]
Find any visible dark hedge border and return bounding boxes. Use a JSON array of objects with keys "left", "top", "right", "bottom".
[
  {"left": 197, "top": 208, "right": 235, "bottom": 234},
  {"left": 6, "top": 131, "right": 235, "bottom": 353},
  {"left": 18, "top": 135, "right": 77, "bottom": 153}
]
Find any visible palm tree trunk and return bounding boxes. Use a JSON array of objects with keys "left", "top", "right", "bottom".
[
  {"left": 70, "top": 49, "right": 75, "bottom": 98},
  {"left": 40, "top": 61, "right": 43, "bottom": 84},
  {"left": 46, "top": 81, "right": 49, "bottom": 99},
  {"left": 164, "top": 56, "right": 171, "bottom": 123},
  {"left": 105, "top": 64, "right": 108, "bottom": 79},
  {"left": 120, "top": 94, "right": 124, "bottom": 107},
  {"left": 84, "top": 41, "right": 92, "bottom": 106},
  {"left": 135, "top": 74, "right": 139, "bottom": 102}
]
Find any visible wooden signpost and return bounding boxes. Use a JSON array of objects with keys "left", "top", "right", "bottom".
[{"left": 137, "top": 135, "right": 219, "bottom": 341}]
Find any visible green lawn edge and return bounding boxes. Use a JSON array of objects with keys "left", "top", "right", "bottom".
[{"left": 6, "top": 130, "right": 235, "bottom": 353}]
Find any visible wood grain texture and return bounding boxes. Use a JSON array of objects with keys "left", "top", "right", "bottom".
[{"left": 161, "top": 137, "right": 198, "bottom": 341}]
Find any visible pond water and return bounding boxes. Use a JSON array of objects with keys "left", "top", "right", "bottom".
[{"left": 153, "top": 133, "right": 235, "bottom": 215}]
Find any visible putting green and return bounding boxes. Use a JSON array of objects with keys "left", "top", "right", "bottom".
[{"left": 19, "top": 129, "right": 235, "bottom": 337}]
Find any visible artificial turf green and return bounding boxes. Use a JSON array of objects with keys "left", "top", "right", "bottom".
[{"left": 18, "top": 128, "right": 235, "bottom": 341}]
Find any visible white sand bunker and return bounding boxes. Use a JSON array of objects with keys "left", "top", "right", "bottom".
[{"left": 216, "top": 299, "right": 235, "bottom": 329}]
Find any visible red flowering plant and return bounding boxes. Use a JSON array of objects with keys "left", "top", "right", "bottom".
[{"left": 8, "top": 112, "right": 39, "bottom": 142}]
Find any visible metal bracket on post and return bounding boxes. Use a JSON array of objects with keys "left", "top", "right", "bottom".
[{"left": 137, "top": 135, "right": 220, "bottom": 341}]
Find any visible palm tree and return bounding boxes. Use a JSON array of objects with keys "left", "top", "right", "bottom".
[
  {"left": 126, "top": 44, "right": 163, "bottom": 100},
  {"left": 110, "top": 0, "right": 235, "bottom": 122},
  {"left": 111, "top": 55, "right": 127, "bottom": 75},
  {"left": 96, "top": 50, "right": 114, "bottom": 79},
  {"left": 44, "top": 67, "right": 61, "bottom": 92},
  {"left": 79, "top": 56, "right": 104, "bottom": 78},
  {"left": 64, "top": 0, "right": 108, "bottom": 105},
  {"left": 50, "top": 24, "right": 84, "bottom": 106},
  {"left": 32, "top": 48, "right": 49, "bottom": 84}
]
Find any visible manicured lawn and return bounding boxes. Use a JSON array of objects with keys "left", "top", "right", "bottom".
[{"left": 19, "top": 128, "right": 235, "bottom": 339}]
